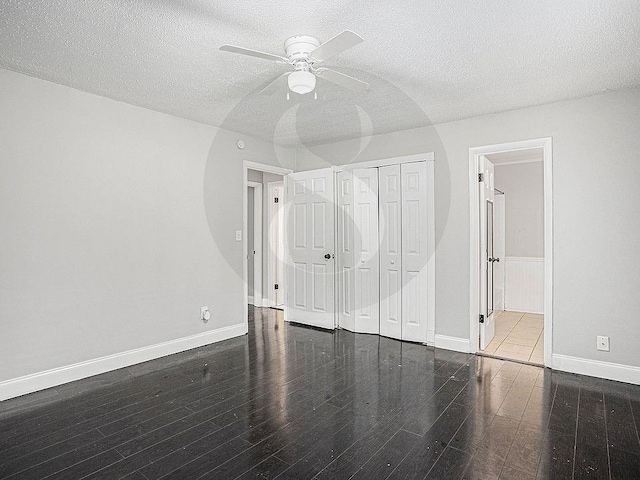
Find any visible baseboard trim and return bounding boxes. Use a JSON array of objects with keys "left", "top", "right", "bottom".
[
  {"left": 261, "top": 299, "right": 275, "bottom": 308},
  {"left": 434, "top": 334, "right": 470, "bottom": 353},
  {"left": 0, "top": 323, "right": 248, "bottom": 401},
  {"left": 552, "top": 354, "right": 640, "bottom": 385}
]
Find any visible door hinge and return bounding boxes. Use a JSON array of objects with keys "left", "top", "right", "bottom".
[
  {"left": 478, "top": 173, "right": 484, "bottom": 182},
  {"left": 479, "top": 314, "right": 485, "bottom": 324},
  {"left": 274, "top": 197, "right": 279, "bottom": 203},
  {"left": 274, "top": 284, "right": 279, "bottom": 290}
]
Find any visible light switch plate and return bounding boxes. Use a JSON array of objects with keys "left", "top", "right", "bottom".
[{"left": 235, "top": 230, "right": 242, "bottom": 241}]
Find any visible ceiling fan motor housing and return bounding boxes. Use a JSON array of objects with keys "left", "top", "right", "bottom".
[{"left": 284, "top": 35, "right": 320, "bottom": 61}]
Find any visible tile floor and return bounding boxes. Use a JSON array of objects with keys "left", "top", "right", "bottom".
[{"left": 482, "top": 311, "right": 544, "bottom": 364}]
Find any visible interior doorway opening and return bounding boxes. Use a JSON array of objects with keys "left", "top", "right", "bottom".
[
  {"left": 469, "top": 139, "right": 552, "bottom": 367},
  {"left": 243, "top": 162, "right": 292, "bottom": 324}
]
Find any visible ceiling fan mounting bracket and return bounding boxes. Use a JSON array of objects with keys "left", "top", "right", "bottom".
[{"left": 284, "top": 35, "right": 320, "bottom": 61}]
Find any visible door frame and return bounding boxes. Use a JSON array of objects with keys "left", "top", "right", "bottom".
[
  {"left": 267, "top": 180, "right": 285, "bottom": 308},
  {"left": 468, "top": 138, "right": 553, "bottom": 366},
  {"left": 246, "top": 181, "right": 263, "bottom": 306},
  {"left": 243, "top": 161, "right": 292, "bottom": 324},
  {"left": 334, "top": 153, "right": 436, "bottom": 344}
]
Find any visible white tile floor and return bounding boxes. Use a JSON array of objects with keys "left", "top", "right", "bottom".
[{"left": 482, "top": 311, "right": 544, "bottom": 364}]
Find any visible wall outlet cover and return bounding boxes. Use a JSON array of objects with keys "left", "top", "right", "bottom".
[
  {"left": 201, "top": 306, "right": 211, "bottom": 323},
  {"left": 596, "top": 335, "right": 610, "bottom": 352}
]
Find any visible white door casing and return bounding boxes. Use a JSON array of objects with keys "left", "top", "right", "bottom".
[
  {"left": 479, "top": 156, "right": 496, "bottom": 350},
  {"left": 400, "top": 162, "right": 429, "bottom": 343},
  {"left": 379, "top": 165, "right": 403, "bottom": 340},
  {"left": 285, "top": 168, "right": 335, "bottom": 329},
  {"left": 353, "top": 168, "right": 380, "bottom": 334}
]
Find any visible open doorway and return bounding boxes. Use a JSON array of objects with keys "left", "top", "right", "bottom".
[
  {"left": 243, "top": 162, "right": 291, "bottom": 320},
  {"left": 246, "top": 181, "right": 262, "bottom": 306},
  {"left": 469, "top": 139, "right": 552, "bottom": 366}
]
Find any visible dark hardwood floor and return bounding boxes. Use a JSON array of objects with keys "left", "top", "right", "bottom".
[{"left": 1, "top": 306, "right": 640, "bottom": 479}]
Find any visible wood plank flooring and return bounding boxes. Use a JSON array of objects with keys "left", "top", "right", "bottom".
[{"left": 1, "top": 306, "right": 640, "bottom": 479}]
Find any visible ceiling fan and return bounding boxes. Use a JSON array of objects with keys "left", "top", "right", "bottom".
[{"left": 219, "top": 31, "right": 369, "bottom": 96}]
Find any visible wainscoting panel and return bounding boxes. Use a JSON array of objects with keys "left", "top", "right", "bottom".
[{"left": 505, "top": 256, "right": 544, "bottom": 314}]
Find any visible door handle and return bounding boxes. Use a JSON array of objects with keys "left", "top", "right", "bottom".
[{"left": 324, "top": 253, "right": 332, "bottom": 260}]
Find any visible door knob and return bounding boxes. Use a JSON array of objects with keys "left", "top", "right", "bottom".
[
  {"left": 494, "top": 257, "right": 500, "bottom": 263},
  {"left": 324, "top": 253, "right": 332, "bottom": 260},
  {"left": 390, "top": 260, "right": 395, "bottom": 265},
  {"left": 361, "top": 259, "right": 366, "bottom": 263}
]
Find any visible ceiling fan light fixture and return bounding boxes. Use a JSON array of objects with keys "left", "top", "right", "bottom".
[{"left": 288, "top": 70, "right": 316, "bottom": 94}]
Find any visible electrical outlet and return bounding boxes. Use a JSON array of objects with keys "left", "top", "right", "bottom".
[
  {"left": 201, "top": 306, "right": 211, "bottom": 323},
  {"left": 596, "top": 335, "right": 609, "bottom": 351},
  {"left": 235, "top": 230, "right": 242, "bottom": 241}
]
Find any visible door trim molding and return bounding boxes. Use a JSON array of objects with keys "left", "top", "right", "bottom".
[{"left": 469, "top": 138, "right": 553, "bottom": 366}]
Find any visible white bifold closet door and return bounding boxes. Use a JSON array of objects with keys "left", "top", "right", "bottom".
[
  {"left": 337, "top": 168, "right": 380, "bottom": 334},
  {"left": 379, "top": 162, "right": 429, "bottom": 343},
  {"left": 339, "top": 162, "right": 429, "bottom": 343},
  {"left": 400, "top": 162, "right": 429, "bottom": 343},
  {"left": 379, "top": 165, "right": 403, "bottom": 339},
  {"left": 285, "top": 168, "right": 335, "bottom": 330}
]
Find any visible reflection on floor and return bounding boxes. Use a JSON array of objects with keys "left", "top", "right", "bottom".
[
  {"left": 483, "top": 311, "right": 544, "bottom": 364},
  {"left": 2, "top": 306, "right": 640, "bottom": 479}
]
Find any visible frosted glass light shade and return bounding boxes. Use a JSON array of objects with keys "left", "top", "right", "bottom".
[{"left": 288, "top": 71, "right": 316, "bottom": 94}]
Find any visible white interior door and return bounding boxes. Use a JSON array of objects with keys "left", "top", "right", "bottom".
[
  {"left": 285, "top": 168, "right": 335, "bottom": 329},
  {"left": 401, "top": 162, "right": 429, "bottom": 343},
  {"left": 337, "top": 171, "right": 355, "bottom": 332},
  {"left": 269, "top": 182, "right": 285, "bottom": 308},
  {"left": 479, "top": 156, "right": 496, "bottom": 349},
  {"left": 353, "top": 168, "right": 380, "bottom": 334},
  {"left": 493, "top": 193, "right": 505, "bottom": 312},
  {"left": 379, "top": 165, "right": 402, "bottom": 340}
]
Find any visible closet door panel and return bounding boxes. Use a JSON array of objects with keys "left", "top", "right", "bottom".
[
  {"left": 401, "top": 162, "right": 429, "bottom": 343},
  {"left": 353, "top": 168, "right": 380, "bottom": 334},
  {"left": 337, "top": 171, "right": 355, "bottom": 332},
  {"left": 379, "top": 165, "right": 402, "bottom": 340}
]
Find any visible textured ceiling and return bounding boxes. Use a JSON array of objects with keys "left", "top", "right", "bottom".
[{"left": 1, "top": 1, "right": 640, "bottom": 147}]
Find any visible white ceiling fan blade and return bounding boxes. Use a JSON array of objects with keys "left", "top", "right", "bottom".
[
  {"left": 259, "top": 72, "right": 290, "bottom": 95},
  {"left": 315, "top": 68, "right": 369, "bottom": 93},
  {"left": 309, "top": 30, "right": 363, "bottom": 62},
  {"left": 219, "top": 45, "right": 290, "bottom": 63}
]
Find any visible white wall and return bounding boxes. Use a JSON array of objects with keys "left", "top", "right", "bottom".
[
  {"left": 296, "top": 88, "right": 640, "bottom": 372},
  {"left": 0, "top": 69, "right": 295, "bottom": 394},
  {"left": 495, "top": 162, "right": 544, "bottom": 258}
]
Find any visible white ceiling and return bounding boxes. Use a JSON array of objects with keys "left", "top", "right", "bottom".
[{"left": 1, "top": 1, "right": 639, "bottom": 147}]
